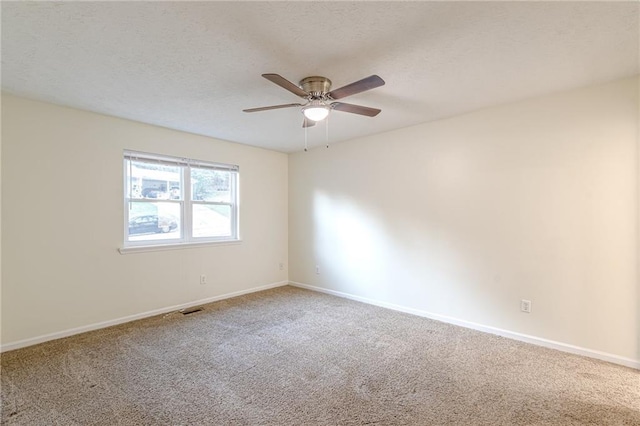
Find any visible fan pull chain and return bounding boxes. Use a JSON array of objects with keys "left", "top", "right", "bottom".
[
  {"left": 325, "top": 113, "right": 330, "bottom": 148},
  {"left": 304, "top": 123, "right": 308, "bottom": 152}
]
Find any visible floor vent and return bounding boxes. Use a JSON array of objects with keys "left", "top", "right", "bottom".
[{"left": 180, "top": 307, "right": 204, "bottom": 315}]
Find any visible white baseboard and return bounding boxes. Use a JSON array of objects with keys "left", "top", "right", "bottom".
[
  {"left": 289, "top": 281, "right": 640, "bottom": 370},
  {"left": 0, "top": 281, "right": 289, "bottom": 353}
]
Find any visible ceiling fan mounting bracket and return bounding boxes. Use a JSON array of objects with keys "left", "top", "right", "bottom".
[{"left": 299, "top": 76, "right": 332, "bottom": 98}]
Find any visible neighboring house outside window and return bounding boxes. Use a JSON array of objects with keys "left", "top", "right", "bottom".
[{"left": 123, "top": 150, "right": 239, "bottom": 247}]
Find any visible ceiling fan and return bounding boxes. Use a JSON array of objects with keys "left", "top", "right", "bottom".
[{"left": 243, "top": 74, "right": 385, "bottom": 127}]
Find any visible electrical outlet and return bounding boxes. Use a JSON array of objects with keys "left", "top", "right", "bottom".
[
  {"left": 279, "top": 262, "right": 284, "bottom": 271},
  {"left": 521, "top": 299, "right": 531, "bottom": 313},
  {"left": 315, "top": 265, "right": 320, "bottom": 275},
  {"left": 200, "top": 275, "right": 207, "bottom": 285}
]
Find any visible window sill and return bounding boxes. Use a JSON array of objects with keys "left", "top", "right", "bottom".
[{"left": 119, "top": 239, "right": 242, "bottom": 254}]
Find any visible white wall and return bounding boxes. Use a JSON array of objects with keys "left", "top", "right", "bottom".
[
  {"left": 0, "top": 96, "right": 3, "bottom": 346},
  {"left": 1, "top": 95, "right": 288, "bottom": 346},
  {"left": 289, "top": 76, "right": 639, "bottom": 363}
]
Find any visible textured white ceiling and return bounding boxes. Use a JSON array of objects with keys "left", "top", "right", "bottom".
[{"left": 2, "top": 2, "right": 638, "bottom": 153}]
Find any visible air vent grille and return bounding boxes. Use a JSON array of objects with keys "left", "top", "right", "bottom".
[{"left": 180, "top": 307, "right": 204, "bottom": 315}]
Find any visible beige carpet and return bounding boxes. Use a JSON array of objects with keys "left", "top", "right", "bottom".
[{"left": 1, "top": 286, "right": 639, "bottom": 425}]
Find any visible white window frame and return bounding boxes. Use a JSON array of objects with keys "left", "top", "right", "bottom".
[{"left": 123, "top": 150, "right": 240, "bottom": 249}]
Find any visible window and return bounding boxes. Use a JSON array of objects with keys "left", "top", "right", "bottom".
[{"left": 124, "top": 151, "right": 239, "bottom": 247}]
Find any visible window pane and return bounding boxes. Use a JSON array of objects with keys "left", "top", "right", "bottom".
[
  {"left": 191, "top": 168, "right": 231, "bottom": 202},
  {"left": 128, "top": 201, "right": 181, "bottom": 241},
  {"left": 126, "top": 160, "right": 182, "bottom": 200},
  {"left": 192, "top": 204, "right": 231, "bottom": 238}
]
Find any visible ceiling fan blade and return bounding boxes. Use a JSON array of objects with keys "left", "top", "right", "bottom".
[
  {"left": 302, "top": 117, "right": 316, "bottom": 128},
  {"left": 328, "top": 75, "right": 385, "bottom": 100},
  {"left": 243, "top": 103, "right": 302, "bottom": 113},
  {"left": 331, "top": 102, "right": 381, "bottom": 117},
  {"left": 262, "top": 74, "right": 308, "bottom": 98}
]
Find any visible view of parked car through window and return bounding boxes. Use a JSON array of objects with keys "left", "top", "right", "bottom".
[{"left": 128, "top": 215, "right": 178, "bottom": 235}]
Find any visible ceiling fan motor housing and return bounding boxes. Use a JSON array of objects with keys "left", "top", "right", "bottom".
[{"left": 299, "top": 76, "right": 332, "bottom": 98}]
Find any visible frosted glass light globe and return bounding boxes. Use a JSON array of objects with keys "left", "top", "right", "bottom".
[
  {"left": 302, "top": 100, "right": 329, "bottom": 121},
  {"left": 303, "top": 105, "right": 329, "bottom": 122}
]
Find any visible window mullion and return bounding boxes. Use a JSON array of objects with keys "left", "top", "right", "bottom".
[
  {"left": 191, "top": 201, "right": 232, "bottom": 206},
  {"left": 232, "top": 172, "right": 238, "bottom": 239},
  {"left": 123, "top": 159, "right": 131, "bottom": 243},
  {"left": 184, "top": 164, "right": 192, "bottom": 241}
]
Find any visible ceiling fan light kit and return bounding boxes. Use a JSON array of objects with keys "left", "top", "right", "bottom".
[
  {"left": 302, "top": 100, "right": 330, "bottom": 122},
  {"left": 243, "top": 73, "right": 385, "bottom": 127}
]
